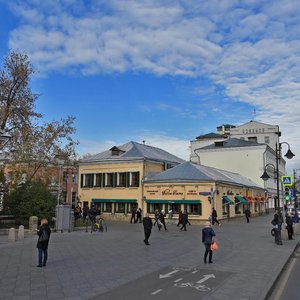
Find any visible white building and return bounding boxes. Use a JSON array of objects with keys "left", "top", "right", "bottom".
[{"left": 190, "top": 121, "right": 287, "bottom": 208}]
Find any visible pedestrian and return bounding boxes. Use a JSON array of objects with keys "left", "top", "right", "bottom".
[
  {"left": 143, "top": 213, "right": 153, "bottom": 245},
  {"left": 272, "top": 209, "right": 283, "bottom": 245},
  {"left": 185, "top": 209, "right": 191, "bottom": 226},
  {"left": 291, "top": 209, "right": 299, "bottom": 223},
  {"left": 130, "top": 207, "right": 137, "bottom": 223},
  {"left": 180, "top": 211, "right": 188, "bottom": 231},
  {"left": 36, "top": 218, "right": 51, "bottom": 267},
  {"left": 245, "top": 207, "right": 251, "bottom": 223},
  {"left": 168, "top": 209, "right": 173, "bottom": 224},
  {"left": 202, "top": 221, "right": 216, "bottom": 264},
  {"left": 177, "top": 211, "right": 183, "bottom": 227},
  {"left": 136, "top": 208, "right": 142, "bottom": 223},
  {"left": 153, "top": 209, "right": 159, "bottom": 226},
  {"left": 285, "top": 213, "right": 294, "bottom": 240},
  {"left": 158, "top": 210, "right": 167, "bottom": 231},
  {"left": 211, "top": 208, "right": 221, "bottom": 226}
]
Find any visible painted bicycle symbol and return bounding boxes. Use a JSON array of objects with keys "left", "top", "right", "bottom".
[{"left": 174, "top": 282, "right": 211, "bottom": 291}]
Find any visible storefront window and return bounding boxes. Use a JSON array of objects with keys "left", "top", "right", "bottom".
[
  {"left": 103, "top": 203, "right": 112, "bottom": 213},
  {"left": 116, "top": 203, "right": 125, "bottom": 213}
]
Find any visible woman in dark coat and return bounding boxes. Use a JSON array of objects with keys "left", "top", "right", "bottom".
[
  {"left": 143, "top": 213, "right": 153, "bottom": 245},
  {"left": 180, "top": 212, "right": 188, "bottom": 231},
  {"left": 202, "top": 221, "right": 216, "bottom": 264},
  {"left": 37, "top": 218, "right": 51, "bottom": 267},
  {"left": 285, "top": 213, "right": 294, "bottom": 240}
]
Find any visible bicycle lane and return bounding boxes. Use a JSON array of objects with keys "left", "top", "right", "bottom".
[{"left": 91, "top": 265, "right": 234, "bottom": 300}]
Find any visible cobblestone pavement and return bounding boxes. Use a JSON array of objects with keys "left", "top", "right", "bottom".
[{"left": 0, "top": 213, "right": 298, "bottom": 300}]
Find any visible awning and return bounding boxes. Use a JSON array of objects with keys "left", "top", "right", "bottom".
[
  {"left": 146, "top": 199, "right": 201, "bottom": 204},
  {"left": 235, "top": 196, "right": 247, "bottom": 204},
  {"left": 222, "top": 196, "right": 235, "bottom": 205},
  {"left": 92, "top": 199, "right": 137, "bottom": 203},
  {"left": 255, "top": 197, "right": 265, "bottom": 203},
  {"left": 244, "top": 196, "right": 256, "bottom": 203}
]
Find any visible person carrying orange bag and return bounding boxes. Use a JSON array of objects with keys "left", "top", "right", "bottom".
[{"left": 202, "top": 221, "right": 216, "bottom": 264}]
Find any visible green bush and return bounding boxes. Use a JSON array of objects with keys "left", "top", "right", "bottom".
[{"left": 3, "top": 181, "right": 56, "bottom": 226}]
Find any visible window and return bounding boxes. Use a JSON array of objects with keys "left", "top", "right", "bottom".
[
  {"left": 63, "top": 171, "right": 67, "bottom": 183},
  {"left": 72, "top": 173, "right": 77, "bottom": 184},
  {"left": 189, "top": 204, "right": 201, "bottom": 215},
  {"left": 118, "top": 172, "right": 126, "bottom": 187},
  {"left": 131, "top": 172, "right": 139, "bottom": 187},
  {"left": 248, "top": 137, "right": 257, "bottom": 143},
  {"left": 147, "top": 203, "right": 163, "bottom": 214},
  {"left": 116, "top": 203, "right": 125, "bottom": 213},
  {"left": 264, "top": 136, "right": 270, "bottom": 144},
  {"left": 168, "top": 203, "right": 181, "bottom": 214},
  {"left": 103, "top": 203, "right": 112, "bottom": 213},
  {"left": 83, "top": 174, "right": 93, "bottom": 188},
  {"left": 94, "top": 173, "right": 102, "bottom": 187},
  {"left": 105, "top": 173, "right": 113, "bottom": 187}
]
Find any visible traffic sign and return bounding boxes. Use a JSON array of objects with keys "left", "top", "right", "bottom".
[{"left": 282, "top": 176, "right": 293, "bottom": 186}]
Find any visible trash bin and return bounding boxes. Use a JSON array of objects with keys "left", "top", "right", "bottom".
[{"left": 55, "top": 204, "right": 73, "bottom": 232}]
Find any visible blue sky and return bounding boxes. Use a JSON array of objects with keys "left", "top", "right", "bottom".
[{"left": 0, "top": 0, "right": 300, "bottom": 171}]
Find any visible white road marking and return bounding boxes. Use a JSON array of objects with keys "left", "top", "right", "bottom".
[
  {"left": 159, "top": 269, "right": 180, "bottom": 279},
  {"left": 192, "top": 270, "right": 198, "bottom": 274},
  {"left": 174, "top": 278, "right": 183, "bottom": 283},
  {"left": 151, "top": 289, "right": 163, "bottom": 295},
  {"left": 196, "top": 274, "right": 216, "bottom": 284}
]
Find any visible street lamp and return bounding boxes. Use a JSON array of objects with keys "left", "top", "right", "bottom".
[{"left": 261, "top": 142, "right": 295, "bottom": 210}]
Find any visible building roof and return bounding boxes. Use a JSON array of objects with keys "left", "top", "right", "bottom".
[
  {"left": 144, "top": 161, "right": 262, "bottom": 189},
  {"left": 80, "top": 141, "right": 185, "bottom": 164},
  {"left": 199, "top": 138, "right": 265, "bottom": 150},
  {"left": 195, "top": 132, "right": 224, "bottom": 140}
]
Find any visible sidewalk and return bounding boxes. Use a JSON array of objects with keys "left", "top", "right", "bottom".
[{"left": 0, "top": 212, "right": 298, "bottom": 300}]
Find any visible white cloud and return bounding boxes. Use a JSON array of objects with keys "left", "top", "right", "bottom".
[{"left": 5, "top": 0, "right": 300, "bottom": 168}]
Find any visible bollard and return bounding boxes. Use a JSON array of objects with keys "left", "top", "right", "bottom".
[
  {"left": 18, "top": 225, "right": 25, "bottom": 240},
  {"left": 8, "top": 228, "right": 16, "bottom": 242},
  {"left": 29, "top": 216, "right": 38, "bottom": 232}
]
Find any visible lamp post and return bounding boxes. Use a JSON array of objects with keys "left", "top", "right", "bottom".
[{"left": 261, "top": 142, "right": 295, "bottom": 210}]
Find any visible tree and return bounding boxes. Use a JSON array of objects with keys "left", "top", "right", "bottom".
[
  {"left": 0, "top": 51, "right": 78, "bottom": 182},
  {"left": 4, "top": 181, "right": 56, "bottom": 225}
]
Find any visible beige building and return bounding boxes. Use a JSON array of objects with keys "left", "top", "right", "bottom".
[
  {"left": 78, "top": 141, "right": 266, "bottom": 222},
  {"left": 78, "top": 141, "right": 184, "bottom": 220},
  {"left": 143, "top": 161, "right": 266, "bottom": 222}
]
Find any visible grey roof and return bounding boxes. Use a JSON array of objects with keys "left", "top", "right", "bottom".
[
  {"left": 144, "top": 161, "right": 262, "bottom": 189},
  {"left": 80, "top": 141, "right": 185, "bottom": 164},
  {"left": 195, "top": 132, "right": 224, "bottom": 140},
  {"left": 199, "top": 138, "right": 265, "bottom": 150}
]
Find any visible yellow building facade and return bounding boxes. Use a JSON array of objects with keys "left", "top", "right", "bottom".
[{"left": 78, "top": 142, "right": 266, "bottom": 222}]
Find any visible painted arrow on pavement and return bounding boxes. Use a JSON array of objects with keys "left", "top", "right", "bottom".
[
  {"left": 159, "top": 269, "right": 180, "bottom": 279},
  {"left": 196, "top": 274, "right": 216, "bottom": 284}
]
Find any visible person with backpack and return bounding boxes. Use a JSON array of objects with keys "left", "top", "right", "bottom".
[{"left": 36, "top": 218, "right": 51, "bottom": 267}]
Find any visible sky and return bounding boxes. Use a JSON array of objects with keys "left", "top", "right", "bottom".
[{"left": 0, "top": 0, "right": 300, "bottom": 174}]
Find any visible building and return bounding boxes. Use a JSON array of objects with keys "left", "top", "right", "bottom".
[
  {"left": 143, "top": 161, "right": 266, "bottom": 222},
  {"left": 229, "top": 120, "right": 280, "bottom": 152},
  {"left": 78, "top": 141, "right": 184, "bottom": 220},
  {"left": 190, "top": 120, "right": 287, "bottom": 208}
]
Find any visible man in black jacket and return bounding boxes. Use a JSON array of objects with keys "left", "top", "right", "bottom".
[
  {"left": 272, "top": 209, "right": 284, "bottom": 245},
  {"left": 143, "top": 213, "right": 153, "bottom": 245}
]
